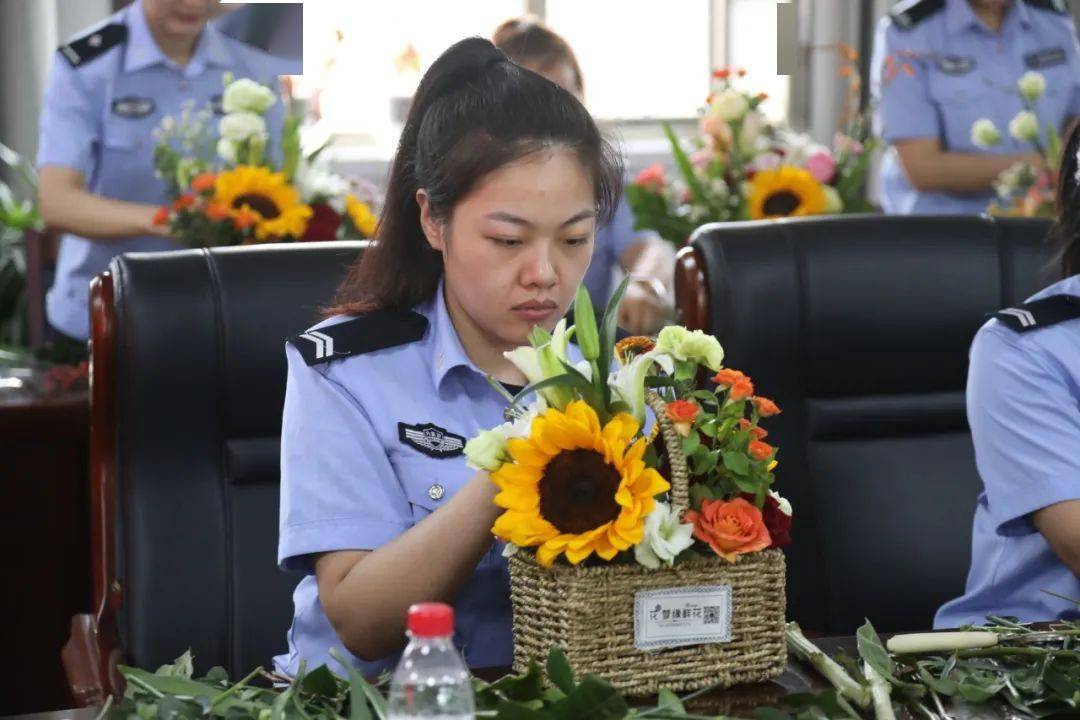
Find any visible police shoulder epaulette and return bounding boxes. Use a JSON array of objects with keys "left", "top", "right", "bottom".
[
  {"left": 289, "top": 310, "right": 429, "bottom": 366},
  {"left": 58, "top": 22, "right": 127, "bottom": 68},
  {"left": 889, "top": 0, "right": 945, "bottom": 31},
  {"left": 1023, "top": 0, "right": 1068, "bottom": 15},
  {"left": 993, "top": 294, "right": 1080, "bottom": 333}
]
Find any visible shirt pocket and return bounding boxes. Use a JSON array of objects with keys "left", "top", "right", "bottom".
[
  {"left": 395, "top": 456, "right": 469, "bottom": 525},
  {"left": 927, "top": 71, "right": 990, "bottom": 151},
  {"left": 97, "top": 115, "right": 162, "bottom": 203}
]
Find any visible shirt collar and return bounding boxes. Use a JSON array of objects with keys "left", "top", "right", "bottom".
[
  {"left": 429, "top": 278, "right": 484, "bottom": 391},
  {"left": 123, "top": 0, "right": 232, "bottom": 76},
  {"left": 944, "top": 0, "right": 1031, "bottom": 36}
]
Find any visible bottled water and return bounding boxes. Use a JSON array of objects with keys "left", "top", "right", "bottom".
[{"left": 386, "top": 602, "right": 475, "bottom": 719}]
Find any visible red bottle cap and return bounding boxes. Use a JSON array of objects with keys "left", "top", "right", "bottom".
[{"left": 407, "top": 602, "right": 454, "bottom": 638}]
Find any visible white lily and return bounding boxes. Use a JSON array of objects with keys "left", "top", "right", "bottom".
[
  {"left": 634, "top": 501, "right": 696, "bottom": 569},
  {"left": 608, "top": 350, "right": 674, "bottom": 425},
  {"left": 505, "top": 319, "right": 574, "bottom": 409}
]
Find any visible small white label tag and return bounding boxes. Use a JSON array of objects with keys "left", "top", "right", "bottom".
[{"left": 633, "top": 585, "right": 733, "bottom": 651}]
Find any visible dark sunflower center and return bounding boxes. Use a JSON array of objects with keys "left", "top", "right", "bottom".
[
  {"left": 232, "top": 193, "right": 280, "bottom": 219},
  {"left": 763, "top": 190, "right": 801, "bottom": 216},
  {"left": 538, "top": 449, "right": 622, "bottom": 535}
]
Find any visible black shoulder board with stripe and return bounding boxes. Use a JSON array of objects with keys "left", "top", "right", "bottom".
[
  {"left": 889, "top": 0, "right": 945, "bottom": 30},
  {"left": 993, "top": 294, "right": 1080, "bottom": 333},
  {"left": 59, "top": 23, "right": 127, "bottom": 68},
  {"left": 289, "top": 310, "right": 429, "bottom": 365},
  {"left": 1023, "top": 0, "right": 1068, "bottom": 15}
]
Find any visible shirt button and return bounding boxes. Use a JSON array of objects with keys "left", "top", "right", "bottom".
[{"left": 428, "top": 483, "right": 445, "bottom": 501}]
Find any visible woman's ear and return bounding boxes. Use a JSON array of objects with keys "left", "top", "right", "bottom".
[{"left": 416, "top": 189, "right": 445, "bottom": 252}]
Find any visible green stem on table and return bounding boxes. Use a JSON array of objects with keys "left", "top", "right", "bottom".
[
  {"left": 956, "top": 647, "right": 1080, "bottom": 659},
  {"left": 929, "top": 688, "right": 951, "bottom": 720},
  {"left": 209, "top": 666, "right": 264, "bottom": 710},
  {"left": 786, "top": 622, "right": 871, "bottom": 709},
  {"left": 863, "top": 661, "right": 896, "bottom": 720},
  {"left": 92, "top": 694, "right": 114, "bottom": 720}
]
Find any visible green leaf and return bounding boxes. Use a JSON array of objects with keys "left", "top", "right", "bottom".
[
  {"left": 572, "top": 285, "right": 600, "bottom": 362},
  {"left": 722, "top": 451, "right": 750, "bottom": 475},
  {"left": 156, "top": 650, "right": 195, "bottom": 679},
  {"left": 662, "top": 122, "right": 710, "bottom": 210},
  {"left": 681, "top": 432, "right": 701, "bottom": 455},
  {"left": 546, "top": 647, "right": 576, "bottom": 695},
  {"left": 202, "top": 667, "right": 229, "bottom": 686},
  {"left": 300, "top": 665, "right": 339, "bottom": 698},
  {"left": 549, "top": 675, "right": 628, "bottom": 720},
  {"left": 856, "top": 621, "right": 895, "bottom": 676},
  {"left": 487, "top": 663, "right": 545, "bottom": 703},
  {"left": 495, "top": 705, "right": 548, "bottom": 720},
  {"left": 120, "top": 667, "right": 234, "bottom": 707},
  {"left": 596, "top": 276, "right": 630, "bottom": 394},
  {"left": 655, "top": 688, "right": 685, "bottom": 712},
  {"left": 694, "top": 450, "right": 719, "bottom": 475},
  {"left": 330, "top": 648, "right": 386, "bottom": 720},
  {"left": 689, "top": 483, "right": 717, "bottom": 507}
]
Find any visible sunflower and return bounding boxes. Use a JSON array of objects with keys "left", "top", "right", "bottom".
[
  {"left": 747, "top": 165, "right": 827, "bottom": 220},
  {"left": 213, "top": 166, "right": 313, "bottom": 241},
  {"left": 491, "top": 400, "right": 670, "bottom": 567},
  {"left": 345, "top": 194, "right": 378, "bottom": 238}
]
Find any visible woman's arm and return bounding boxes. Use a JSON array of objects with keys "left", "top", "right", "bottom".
[
  {"left": 314, "top": 471, "right": 502, "bottom": 661},
  {"left": 893, "top": 139, "right": 1042, "bottom": 194},
  {"left": 1033, "top": 500, "right": 1080, "bottom": 578},
  {"left": 38, "top": 165, "right": 169, "bottom": 240}
]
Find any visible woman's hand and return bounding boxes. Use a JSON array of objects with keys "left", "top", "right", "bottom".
[{"left": 618, "top": 280, "right": 672, "bottom": 335}]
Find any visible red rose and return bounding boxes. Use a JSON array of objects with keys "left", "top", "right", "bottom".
[
  {"left": 300, "top": 202, "right": 342, "bottom": 242},
  {"left": 740, "top": 492, "right": 792, "bottom": 548}
]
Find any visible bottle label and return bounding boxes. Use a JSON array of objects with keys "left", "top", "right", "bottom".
[{"left": 633, "top": 585, "right": 733, "bottom": 651}]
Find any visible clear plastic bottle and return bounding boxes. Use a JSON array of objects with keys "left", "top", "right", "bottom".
[{"left": 387, "top": 602, "right": 475, "bottom": 719}]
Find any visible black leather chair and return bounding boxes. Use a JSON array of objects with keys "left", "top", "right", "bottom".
[
  {"left": 675, "top": 215, "right": 1057, "bottom": 635},
  {"left": 64, "top": 241, "right": 364, "bottom": 705}
]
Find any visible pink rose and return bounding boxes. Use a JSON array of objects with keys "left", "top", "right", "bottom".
[
  {"left": 690, "top": 149, "right": 712, "bottom": 171},
  {"left": 634, "top": 163, "right": 667, "bottom": 193},
  {"left": 806, "top": 150, "right": 836, "bottom": 184}
]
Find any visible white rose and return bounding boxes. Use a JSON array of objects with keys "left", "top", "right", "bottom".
[
  {"left": 822, "top": 186, "right": 843, "bottom": 214},
  {"left": 216, "top": 137, "right": 238, "bottom": 164},
  {"left": 654, "top": 326, "right": 725, "bottom": 371},
  {"left": 222, "top": 78, "right": 276, "bottom": 115},
  {"left": 634, "top": 501, "right": 696, "bottom": 569},
  {"left": 970, "top": 118, "right": 1002, "bottom": 148},
  {"left": 1017, "top": 71, "right": 1046, "bottom": 103},
  {"left": 219, "top": 111, "right": 268, "bottom": 142},
  {"left": 739, "top": 111, "right": 767, "bottom": 152},
  {"left": 708, "top": 89, "right": 749, "bottom": 123},
  {"left": 464, "top": 429, "right": 510, "bottom": 472},
  {"left": 1008, "top": 110, "right": 1040, "bottom": 143}
]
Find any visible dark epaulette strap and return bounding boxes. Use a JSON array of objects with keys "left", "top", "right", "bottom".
[
  {"left": 889, "top": 0, "right": 946, "bottom": 30},
  {"left": 59, "top": 23, "right": 127, "bottom": 68},
  {"left": 993, "top": 294, "right": 1080, "bottom": 333},
  {"left": 288, "top": 310, "right": 429, "bottom": 365},
  {"left": 1023, "top": 0, "right": 1068, "bottom": 15}
]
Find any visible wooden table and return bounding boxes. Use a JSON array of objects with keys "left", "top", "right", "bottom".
[{"left": 0, "top": 391, "right": 91, "bottom": 715}]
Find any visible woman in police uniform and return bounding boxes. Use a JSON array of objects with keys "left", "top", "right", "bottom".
[
  {"left": 872, "top": 0, "right": 1080, "bottom": 214},
  {"left": 275, "top": 38, "right": 623, "bottom": 677},
  {"left": 36, "top": 0, "right": 295, "bottom": 341},
  {"left": 935, "top": 122, "right": 1080, "bottom": 627}
]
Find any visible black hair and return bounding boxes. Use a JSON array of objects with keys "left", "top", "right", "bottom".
[
  {"left": 327, "top": 37, "right": 623, "bottom": 315},
  {"left": 1051, "top": 121, "right": 1080, "bottom": 278}
]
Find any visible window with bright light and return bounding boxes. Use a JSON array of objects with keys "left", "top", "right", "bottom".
[{"left": 726, "top": 0, "right": 789, "bottom": 123}]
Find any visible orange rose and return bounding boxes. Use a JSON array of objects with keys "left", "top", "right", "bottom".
[
  {"left": 233, "top": 207, "right": 257, "bottom": 230},
  {"left": 713, "top": 68, "right": 731, "bottom": 80},
  {"left": 666, "top": 400, "right": 699, "bottom": 437},
  {"left": 190, "top": 172, "right": 217, "bottom": 193},
  {"left": 151, "top": 206, "right": 170, "bottom": 226},
  {"left": 752, "top": 396, "right": 781, "bottom": 417},
  {"left": 748, "top": 440, "right": 774, "bottom": 462},
  {"left": 205, "top": 202, "right": 231, "bottom": 221},
  {"left": 739, "top": 418, "right": 768, "bottom": 440},
  {"left": 634, "top": 163, "right": 667, "bottom": 193},
  {"left": 172, "top": 193, "right": 196, "bottom": 211},
  {"left": 713, "top": 368, "right": 754, "bottom": 400},
  {"left": 684, "top": 497, "right": 771, "bottom": 562}
]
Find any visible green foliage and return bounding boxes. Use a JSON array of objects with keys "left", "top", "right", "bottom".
[{"left": 0, "top": 141, "right": 43, "bottom": 348}]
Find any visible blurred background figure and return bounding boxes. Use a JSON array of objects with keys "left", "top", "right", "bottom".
[
  {"left": 493, "top": 15, "right": 675, "bottom": 335},
  {"left": 35, "top": 0, "right": 298, "bottom": 342},
  {"left": 871, "top": 0, "right": 1080, "bottom": 215}
]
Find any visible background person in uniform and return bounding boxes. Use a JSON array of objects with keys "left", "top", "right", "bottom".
[
  {"left": 871, "top": 0, "right": 1080, "bottom": 214},
  {"left": 935, "top": 121, "right": 1080, "bottom": 628},
  {"left": 275, "top": 38, "right": 623, "bottom": 676},
  {"left": 36, "top": 0, "right": 297, "bottom": 341},
  {"left": 493, "top": 16, "right": 674, "bottom": 335}
]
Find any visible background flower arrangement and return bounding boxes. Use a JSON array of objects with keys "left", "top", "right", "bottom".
[
  {"left": 151, "top": 75, "right": 379, "bottom": 246},
  {"left": 627, "top": 47, "right": 876, "bottom": 247},
  {"left": 970, "top": 71, "right": 1060, "bottom": 218}
]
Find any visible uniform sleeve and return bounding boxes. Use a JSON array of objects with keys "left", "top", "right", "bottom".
[
  {"left": 36, "top": 53, "right": 100, "bottom": 176},
  {"left": 603, "top": 191, "right": 652, "bottom": 263},
  {"left": 871, "top": 18, "right": 939, "bottom": 143},
  {"left": 1062, "top": 17, "right": 1080, "bottom": 118},
  {"left": 966, "top": 325, "right": 1080, "bottom": 537},
  {"left": 278, "top": 343, "right": 411, "bottom": 574}
]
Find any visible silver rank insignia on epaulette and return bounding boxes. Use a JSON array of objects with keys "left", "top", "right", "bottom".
[
  {"left": 397, "top": 422, "right": 466, "bottom": 459},
  {"left": 993, "top": 294, "right": 1080, "bottom": 333}
]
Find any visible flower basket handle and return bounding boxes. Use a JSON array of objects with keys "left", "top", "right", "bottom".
[{"left": 644, "top": 389, "right": 691, "bottom": 516}]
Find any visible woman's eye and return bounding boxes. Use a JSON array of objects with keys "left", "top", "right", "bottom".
[
  {"left": 488, "top": 237, "right": 522, "bottom": 247},
  {"left": 566, "top": 236, "right": 589, "bottom": 246}
]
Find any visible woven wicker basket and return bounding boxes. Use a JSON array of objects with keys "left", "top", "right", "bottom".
[{"left": 507, "top": 391, "right": 787, "bottom": 696}]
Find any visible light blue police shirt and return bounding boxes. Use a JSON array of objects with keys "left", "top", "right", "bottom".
[
  {"left": 275, "top": 280, "right": 595, "bottom": 678},
  {"left": 935, "top": 273, "right": 1080, "bottom": 628},
  {"left": 871, "top": 0, "right": 1080, "bottom": 215},
  {"left": 583, "top": 191, "right": 659, "bottom": 307},
  {"left": 36, "top": 0, "right": 297, "bottom": 339}
]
